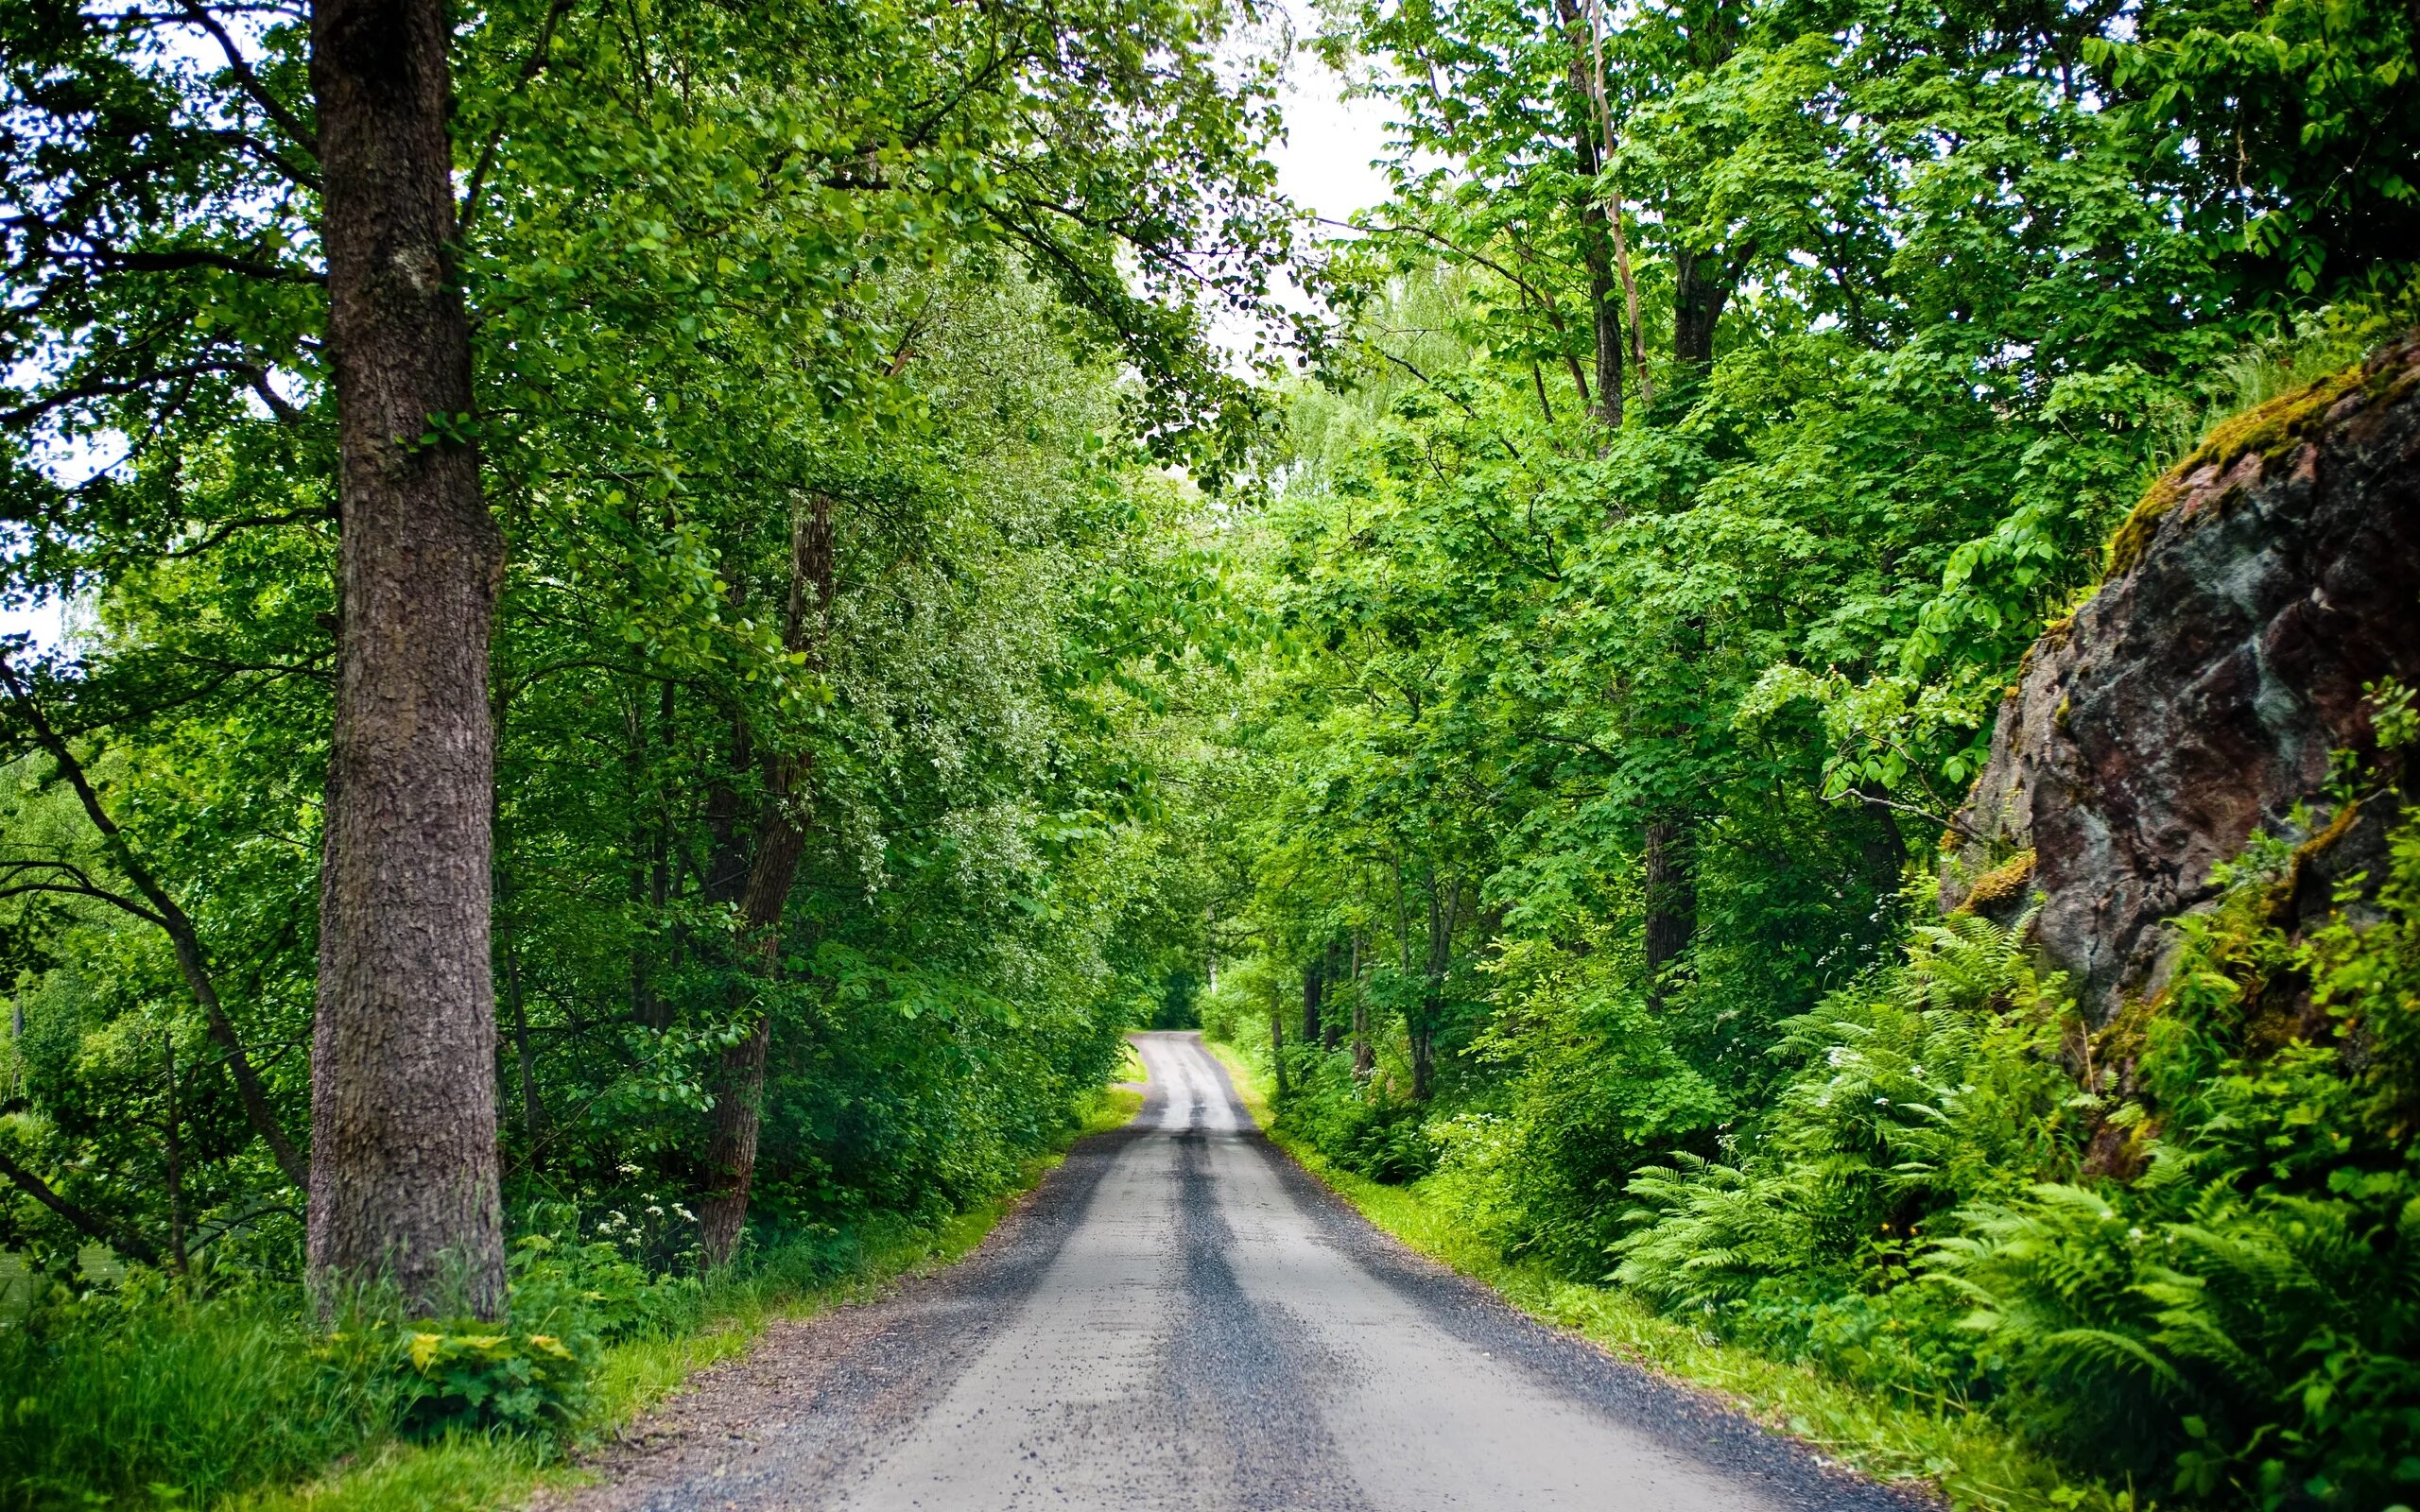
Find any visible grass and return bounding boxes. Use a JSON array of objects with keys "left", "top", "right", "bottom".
[
  {"left": 1199, "top": 1037, "right": 2125, "bottom": 1512},
  {"left": 1, "top": 1083, "right": 1144, "bottom": 1512},
  {"left": 1115, "top": 1038, "right": 1149, "bottom": 1084}
]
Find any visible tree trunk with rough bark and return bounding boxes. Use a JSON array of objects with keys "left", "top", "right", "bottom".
[
  {"left": 696, "top": 495, "right": 834, "bottom": 1267},
  {"left": 1642, "top": 815, "right": 1696, "bottom": 1005},
  {"left": 306, "top": 0, "right": 508, "bottom": 1318}
]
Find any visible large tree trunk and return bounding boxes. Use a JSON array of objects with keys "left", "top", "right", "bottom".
[
  {"left": 306, "top": 0, "right": 507, "bottom": 1317},
  {"left": 696, "top": 495, "right": 833, "bottom": 1267},
  {"left": 1671, "top": 247, "right": 1735, "bottom": 374}
]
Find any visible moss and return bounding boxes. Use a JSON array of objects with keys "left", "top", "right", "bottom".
[
  {"left": 2104, "top": 347, "right": 2415, "bottom": 581},
  {"left": 2260, "top": 798, "right": 2364, "bottom": 928},
  {"left": 1953, "top": 847, "right": 2036, "bottom": 915}
]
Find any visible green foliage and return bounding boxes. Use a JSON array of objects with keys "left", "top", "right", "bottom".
[
  {"left": 1926, "top": 809, "right": 2420, "bottom": 1508},
  {"left": 0, "top": 1279, "right": 398, "bottom": 1511},
  {"left": 1599, "top": 805, "right": 2420, "bottom": 1510}
]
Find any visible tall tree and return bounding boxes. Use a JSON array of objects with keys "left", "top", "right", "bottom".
[{"left": 304, "top": 0, "right": 507, "bottom": 1315}]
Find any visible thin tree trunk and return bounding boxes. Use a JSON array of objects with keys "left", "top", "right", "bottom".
[
  {"left": 1557, "top": 0, "right": 1622, "bottom": 426},
  {"left": 1320, "top": 936, "right": 1345, "bottom": 1051},
  {"left": 164, "top": 1031, "right": 187, "bottom": 1275},
  {"left": 1643, "top": 816, "right": 1696, "bottom": 1005},
  {"left": 697, "top": 494, "right": 834, "bottom": 1267},
  {"left": 1349, "top": 926, "right": 1372, "bottom": 1077},
  {"left": 634, "top": 682, "right": 675, "bottom": 1029},
  {"left": 1580, "top": 0, "right": 1651, "bottom": 406},
  {"left": 1301, "top": 951, "right": 1324, "bottom": 1050},
  {"left": 1270, "top": 981, "right": 1288, "bottom": 1100},
  {"left": 505, "top": 943, "right": 543, "bottom": 1142},
  {"left": 1411, "top": 875, "right": 1459, "bottom": 1100},
  {"left": 307, "top": 0, "right": 507, "bottom": 1317}
]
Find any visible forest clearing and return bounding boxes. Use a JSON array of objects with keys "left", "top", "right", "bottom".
[{"left": 2, "top": 0, "right": 2416, "bottom": 1506}]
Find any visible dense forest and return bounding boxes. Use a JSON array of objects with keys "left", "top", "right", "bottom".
[{"left": 3, "top": 0, "right": 2417, "bottom": 1504}]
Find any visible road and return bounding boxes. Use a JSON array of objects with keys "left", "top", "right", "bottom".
[{"left": 565, "top": 1032, "right": 1922, "bottom": 1512}]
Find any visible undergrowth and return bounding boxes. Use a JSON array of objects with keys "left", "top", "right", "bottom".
[
  {"left": 1213, "top": 710, "right": 2420, "bottom": 1511},
  {"left": 0, "top": 1083, "right": 1140, "bottom": 1512}
]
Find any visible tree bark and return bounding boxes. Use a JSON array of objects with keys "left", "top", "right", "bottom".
[
  {"left": 306, "top": 0, "right": 508, "bottom": 1317},
  {"left": 1410, "top": 875, "right": 1459, "bottom": 1100},
  {"left": 1643, "top": 815, "right": 1696, "bottom": 1005},
  {"left": 1671, "top": 247, "right": 1733, "bottom": 373},
  {"left": 1270, "top": 983, "right": 1288, "bottom": 1099},
  {"left": 164, "top": 1031, "right": 187, "bottom": 1275},
  {"left": 1557, "top": 0, "right": 1622, "bottom": 427},
  {"left": 1319, "top": 936, "right": 1345, "bottom": 1050},
  {"left": 1349, "top": 927, "right": 1372, "bottom": 1076},
  {"left": 696, "top": 494, "right": 834, "bottom": 1267},
  {"left": 1301, "top": 950, "right": 1324, "bottom": 1050}
]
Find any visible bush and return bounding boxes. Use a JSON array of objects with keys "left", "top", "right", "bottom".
[
  {"left": 0, "top": 1275, "right": 397, "bottom": 1511},
  {"left": 1609, "top": 790, "right": 2420, "bottom": 1510}
]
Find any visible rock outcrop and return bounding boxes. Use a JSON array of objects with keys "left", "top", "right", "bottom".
[{"left": 1941, "top": 331, "right": 2420, "bottom": 1022}]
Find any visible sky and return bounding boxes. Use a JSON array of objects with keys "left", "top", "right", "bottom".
[
  {"left": 1205, "top": 49, "right": 1398, "bottom": 366},
  {"left": 1269, "top": 53, "right": 1396, "bottom": 231}
]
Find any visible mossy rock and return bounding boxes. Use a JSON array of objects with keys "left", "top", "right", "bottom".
[{"left": 2103, "top": 353, "right": 2420, "bottom": 580}]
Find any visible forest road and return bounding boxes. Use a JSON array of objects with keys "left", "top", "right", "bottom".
[{"left": 558, "top": 1032, "right": 1927, "bottom": 1512}]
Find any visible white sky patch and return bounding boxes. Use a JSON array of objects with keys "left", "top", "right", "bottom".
[
  {"left": 1208, "top": 48, "right": 1395, "bottom": 366},
  {"left": 1270, "top": 53, "right": 1394, "bottom": 232},
  {"left": 0, "top": 599, "right": 66, "bottom": 649}
]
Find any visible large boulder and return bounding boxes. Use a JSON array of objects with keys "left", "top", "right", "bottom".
[{"left": 1940, "top": 332, "right": 2420, "bottom": 1022}]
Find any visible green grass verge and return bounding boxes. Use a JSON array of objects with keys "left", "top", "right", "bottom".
[
  {"left": 223, "top": 1083, "right": 1145, "bottom": 1512},
  {"left": 1198, "top": 1038, "right": 2124, "bottom": 1512},
  {"left": 1115, "top": 1038, "right": 1149, "bottom": 1084}
]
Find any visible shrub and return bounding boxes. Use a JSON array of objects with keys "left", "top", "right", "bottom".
[{"left": 0, "top": 1276, "right": 397, "bottom": 1511}]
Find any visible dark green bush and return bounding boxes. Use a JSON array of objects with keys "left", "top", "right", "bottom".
[{"left": 1608, "top": 787, "right": 2420, "bottom": 1511}]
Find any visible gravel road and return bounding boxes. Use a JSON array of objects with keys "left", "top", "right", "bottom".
[{"left": 559, "top": 1031, "right": 1928, "bottom": 1512}]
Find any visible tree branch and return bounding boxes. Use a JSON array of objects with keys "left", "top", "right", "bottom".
[
  {"left": 174, "top": 0, "right": 320, "bottom": 157},
  {"left": 0, "top": 653, "right": 309, "bottom": 1188},
  {"left": 0, "top": 1144, "right": 164, "bottom": 1267}
]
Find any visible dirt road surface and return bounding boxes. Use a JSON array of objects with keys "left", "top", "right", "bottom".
[{"left": 559, "top": 1031, "right": 1926, "bottom": 1512}]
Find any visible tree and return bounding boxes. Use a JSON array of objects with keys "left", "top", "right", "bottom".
[{"left": 305, "top": 0, "right": 510, "bottom": 1317}]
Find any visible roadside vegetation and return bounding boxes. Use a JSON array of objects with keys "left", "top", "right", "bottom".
[
  {"left": 3, "top": 0, "right": 2415, "bottom": 1503},
  {"left": 1157, "top": 0, "right": 2420, "bottom": 1503},
  {"left": 1, "top": 1087, "right": 1137, "bottom": 1511}
]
